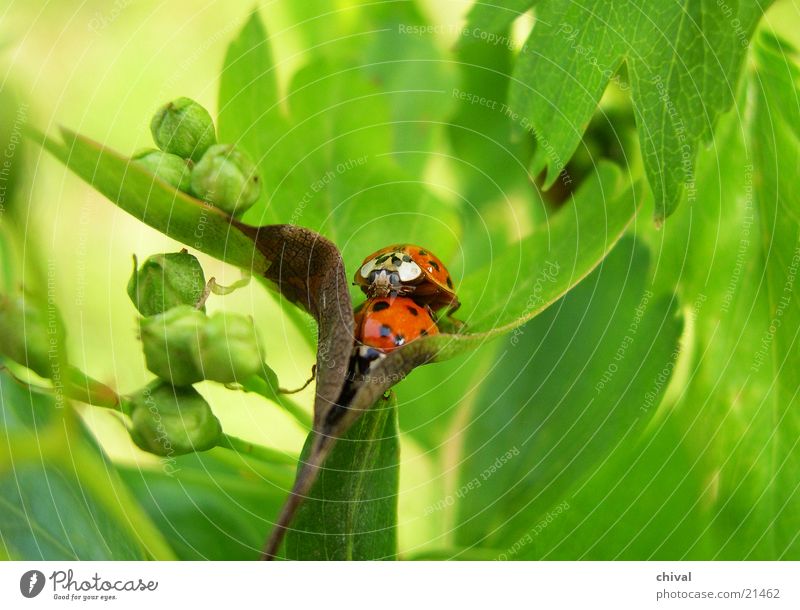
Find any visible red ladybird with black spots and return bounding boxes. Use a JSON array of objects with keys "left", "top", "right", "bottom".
[
  {"left": 351, "top": 295, "right": 439, "bottom": 373},
  {"left": 354, "top": 244, "right": 460, "bottom": 314}
]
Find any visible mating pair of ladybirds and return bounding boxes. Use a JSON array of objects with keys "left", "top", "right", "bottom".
[{"left": 351, "top": 244, "right": 460, "bottom": 372}]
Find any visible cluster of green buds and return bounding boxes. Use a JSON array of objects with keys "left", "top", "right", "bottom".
[
  {"left": 130, "top": 149, "right": 192, "bottom": 193},
  {"left": 126, "top": 251, "right": 265, "bottom": 457},
  {"left": 139, "top": 306, "right": 264, "bottom": 386},
  {"left": 127, "top": 382, "right": 221, "bottom": 456},
  {"left": 127, "top": 249, "right": 206, "bottom": 317},
  {"left": 132, "top": 97, "right": 262, "bottom": 217}
]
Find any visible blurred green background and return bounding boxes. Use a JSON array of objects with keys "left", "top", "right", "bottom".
[{"left": 2, "top": 0, "right": 800, "bottom": 560}]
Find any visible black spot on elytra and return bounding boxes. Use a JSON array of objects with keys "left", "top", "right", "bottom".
[
  {"left": 373, "top": 301, "right": 390, "bottom": 312},
  {"left": 407, "top": 306, "right": 419, "bottom": 316},
  {"left": 379, "top": 324, "right": 393, "bottom": 337},
  {"left": 446, "top": 276, "right": 453, "bottom": 288},
  {"left": 418, "top": 249, "right": 427, "bottom": 255},
  {"left": 420, "top": 329, "right": 428, "bottom": 336},
  {"left": 428, "top": 260, "right": 440, "bottom": 272}
]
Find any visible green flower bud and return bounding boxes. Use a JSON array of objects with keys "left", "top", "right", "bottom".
[
  {"left": 198, "top": 311, "right": 264, "bottom": 383},
  {"left": 190, "top": 144, "right": 261, "bottom": 216},
  {"left": 139, "top": 307, "right": 265, "bottom": 385},
  {"left": 140, "top": 305, "right": 206, "bottom": 386},
  {"left": 127, "top": 250, "right": 206, "bottom": 316},
  {"left": 128, "top": 382, "right": 221, "bottom": 456},
  {"left": 0, "top": 295, "right": 54, "bottom": 378},
  {"left": 131, "top": 149, "right": 193, "bottom": 192},
  {"left": 150, "top": 97, "right": 216, "bottom": 162}
]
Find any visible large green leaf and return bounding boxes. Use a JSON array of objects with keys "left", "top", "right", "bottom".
[
  {"left": 449, "top": 236, "right": 683, "bottom": 552},
  {"left": 217, "top": 10, "right": 461, "bottom": 274},
  {"left": 446, "top": 24, "right": 541, "bottom": 278},
  {"left": 262, "top": 158, "right": 638, "bottom": 557},
  {"left": 746, "top": 32, "right": 800, "bottom": 558},
  {"left": 472, "top": 0, "right": 772, "bottom": 220},
  {"left": 218, "top": 11, "right": 307, "bottom": 228},
  {"left": 0, "top": 370, "right": 172, "bottom": 559},
  {"left": 283, "top": 393, "right": 399, "bottom": 560},
  {"left": 444, "top": 161, "right": 639, "bottom": 339},
  {"left": 282, "top": 1, "right": 457, "bottom": 176},
  {"left": 118, "top": 450, "right": 293, "bottom": 560},
  {"left": 397, "top": 162, "right": 638, "bottom": 447},
  {"left": 447, "top": 25, "right": 534, "bottom": 211},
  {"left": 487, "top": 411, "right": 712, "bottom": 559},
  {"left": 639, "top": 30, "right": 800, "bottom": 559}
]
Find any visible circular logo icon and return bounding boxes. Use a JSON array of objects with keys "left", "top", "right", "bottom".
[{"left": 20, "top": 570, "right": 46, "bottom": 598}]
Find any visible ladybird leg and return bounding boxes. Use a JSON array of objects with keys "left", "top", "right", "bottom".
[
  {"left": 438, "top": 299, "right": 465, "bottom": 332},
  {"left": 446, "top": 297, "right": 461, "bottom": 316},
  {"left": 439, "top": 316, "right": 466, "bottom": 333}
]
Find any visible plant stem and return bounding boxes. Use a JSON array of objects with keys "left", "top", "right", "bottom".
[
  {"left": 240, "top": 373, "right": 313, "bottom": 430},
  {"left": 1, "top": 364, "right": 122, "bottom": 411},
  {"left": 218, "top": 433, "right": 298, "bottom": 467}
]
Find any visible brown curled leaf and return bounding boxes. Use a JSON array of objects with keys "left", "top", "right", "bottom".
[
  {"left": 237, "top": 223, "right": 354, "bottom": 429},
  {"left": 232, "top": 226, "right": 432, "bottom": 560}
]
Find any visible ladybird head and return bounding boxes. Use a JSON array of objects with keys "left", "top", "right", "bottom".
[{"left": 365, "top": 269, "right": 399, "bottom": 297}]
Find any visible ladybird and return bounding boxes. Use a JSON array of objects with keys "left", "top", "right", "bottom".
[
  {"left": 351, "top": 296, "right": 439, "bottom": 373},
  {"left": 354, "top": 244, "right": 460, "bottom": 313}
]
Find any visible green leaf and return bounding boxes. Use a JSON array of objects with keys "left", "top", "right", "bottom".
[
  {"left": 310, "top": 162, "right": 641, "bottom": 486},
  {"left": 444, "top": 161, "right": 638, "bottom": 339},
  {"left": 0, "top": 370, "right": 171, "bottom": 560},
  {"left": 34, "top": 127, "right": 268, "bottom": 273},
  {"left": 639, "top": 30, "right": 800, "bottom": 559},
  {"left": 217, "top": 11, "right": 303, "bottom": 226},
  {"left": 217, "top": 10, "right": 462, "bottom": 272},
  {"left": 734, "top": 31, "right": 800, "bottom": 559},
  {"left": 0, "top": 465, "right": 146, "bottom": 560},
  {"left": 357, "top": 2, "right": 458, "bottom": 175},
  {"left": 450, "top": 236, "right": 683, "bottom": 550},
  {"left": 447, "top": 24, "right": 536, "bottom": 215},
  {"left": 465, "top": 0, "right": 537, "bottom": 33},
  {"left": 283, "top": 393, "right": 400, "bottom": 560},
  {"left": 503, "top": 0, "right": 771, "bottom": 221},
  {"left": 118, "top": 451, "right": 293, "bottom": 560},
  {"left": 283, "top": 1, "right": 457, "bottom": 176},
  {"left": 497, "top": 413, "right": 712, "bottom": 559},
  {"left": 397, "top": 339, "right": 503, "bottom": 450}
]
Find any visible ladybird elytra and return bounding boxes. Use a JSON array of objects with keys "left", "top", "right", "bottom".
[{"left": 354, "top": 243, "right": 460, "bottom": 314}]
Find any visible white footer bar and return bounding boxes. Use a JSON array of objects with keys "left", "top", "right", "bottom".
[{"left": 1, "top": 561, "right": 796, "bottom": 609}]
